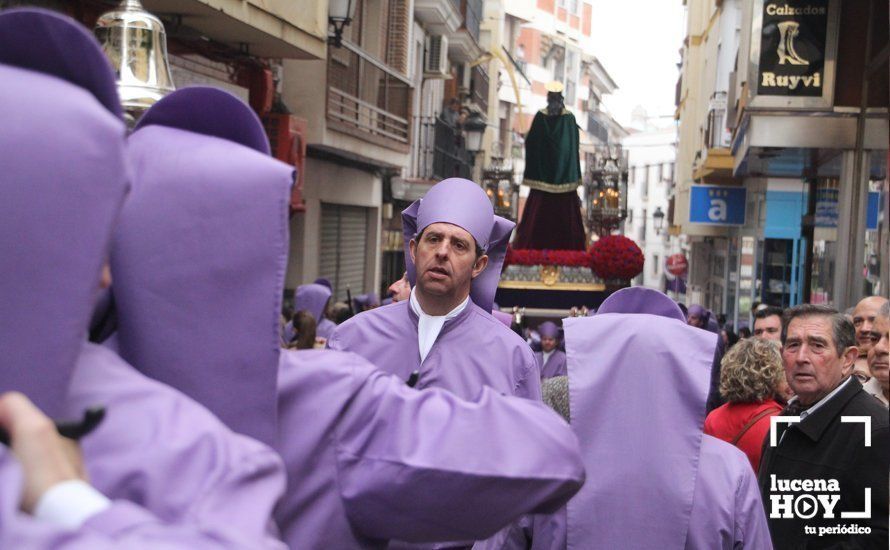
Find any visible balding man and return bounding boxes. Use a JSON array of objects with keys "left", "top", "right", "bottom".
[
  {"left": 851, "top": 296, "right": 889, "bottom": 383},
  {"left": 863, "top": 301, "right": 889, "bottom": 407}
]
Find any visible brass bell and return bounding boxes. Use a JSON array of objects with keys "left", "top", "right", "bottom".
[{"left": 95, "top": 0, "right": 175, "bottom": 115}]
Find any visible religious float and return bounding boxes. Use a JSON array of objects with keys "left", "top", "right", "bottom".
[{"left": 490, "top": 82, "right": 644, "bottom": 318}]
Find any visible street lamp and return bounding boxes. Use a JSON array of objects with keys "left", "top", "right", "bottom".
[
  {"left": 328, "top": 0, "right": 356, "bottom": 48},
  {"left": 463, "top": 112, "right": 487, "bottom": 153},
  {"left": 653, "top": 206, "right": 665, "bottom": 234}
]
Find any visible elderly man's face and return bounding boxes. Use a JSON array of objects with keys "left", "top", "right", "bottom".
[
  {"left": 410, "top": 222, "right": 487, "bottom": 300},
  {"left": 867, "top": 316, "right": 889, "bottom": 392},
  {"left": 852, "top": 296, "right": 888, "bottom": 354},
  {"left": 782, "top": 316, "right": 858, "bottom": 406},
  {"left": 541, "top": 336, "right": 558, "bottom": 353},
  {"left": 753, "top": 314, "right": 782, "bottom": 341}
]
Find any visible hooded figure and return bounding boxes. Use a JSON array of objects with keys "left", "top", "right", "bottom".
[
  {"left": 534, "top": 322, "right": 567, "bottom": 379},
  {"left": 483, "top": 288, "right": 772, "bottom": 549},
  {"left": 59, "top": 86, "right": 291, "bottom": 547},
  {"left": 72, "top": 83, "right": 585, "bottom": 548},
  {"left": 110, "top": 86, "right": 288, "bottom": 446},
  {"left": 328, "top": 178, "right": 541, "bottom": 401},
  {"left": 0, "top": 9, "right": 280, "bottom": 548},
  {"left": 353, "top": 292, "right": 381, "bottom": 314},
  {"left": 296, "top": 283, "right": 337, "bottom": 340}
]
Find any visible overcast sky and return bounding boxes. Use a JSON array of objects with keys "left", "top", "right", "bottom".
[{"left": 586, "top": 0, "right": 687, "bottom": 129}]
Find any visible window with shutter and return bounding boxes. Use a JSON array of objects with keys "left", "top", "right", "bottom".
[
  {"left": 385, "top": 0, "right": 410, "bottom": 75},
  {"left": 319, "top": 203, "right": 371, "bottom": 303}
]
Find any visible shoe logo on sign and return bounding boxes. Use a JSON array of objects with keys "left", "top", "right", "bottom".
[{"left": 777, "top": 21, "right": 809, "bottom": 65}]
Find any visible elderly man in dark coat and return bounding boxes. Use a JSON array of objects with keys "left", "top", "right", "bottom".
[{"left": 758, "top": 304, "right": 889, "bottom": 548}]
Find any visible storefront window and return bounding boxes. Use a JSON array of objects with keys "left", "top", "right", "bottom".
[{"left": 737, "top": 236, "right": 756, "bottom": 328}]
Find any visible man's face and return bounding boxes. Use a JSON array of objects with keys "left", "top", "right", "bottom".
[
  {"left": 782, "top": 315, "right": 858, "bottom": 405},
  {"left": 867, "top": 316, "right": 889, "bottom": 391},
  {"left": 409, "top": 222, "right": 487, "bottom": 300},
  {"left": 753, "top": 315, "right": 782, "bottom": 341},
  {"left": 541, "top": 336, "right": 557, "bottom": 353},
  {"left": 687, "top": 315, "right": 704, "bottom": 329},
  {"left": 852, "top": 297, "right": 888, "bottom": 354}
]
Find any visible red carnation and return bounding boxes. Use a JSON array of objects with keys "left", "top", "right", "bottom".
[{"left": 589, "top": 235, "right": 644, "bottom": 281}]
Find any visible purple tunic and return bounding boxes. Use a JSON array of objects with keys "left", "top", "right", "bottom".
[
  {"left": 0, "top": 9, "right": 283, "bottom": 548},
  {"left": 480, "top": 288, "right": 770, "bottom": 549},
  {"left": 274, "top": 349, "right": 585, "bottom": 548},
  {"left": 0, "top": 448, "right": 279, "bottom": 549},
  {"left": 534, "top": 350, "right": 567, "bottom": 379},
  {"left": 329, "top": 300, "right": 541, "bottom": 400},
  {"left": 317, "top": 317, "right": 338, "bottom": 340},
  {"left": 113, "top": 88, "right": 293, "bottom": 447},
  {"left": 476, "top": 436, "right": 771, "bottom": 550},
  {"left": 63, "top": 342, "right": 286, "bottom": 548},
  {"left": 0, "top": 8, "right": 129, "bottom": 417}
]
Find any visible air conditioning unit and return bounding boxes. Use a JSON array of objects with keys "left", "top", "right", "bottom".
[
  {"left": 262, "top": 114, "right": 307, "bottom": 214},
  {"left": 424, "top": 34, "right": 448, "bottom": 77}
]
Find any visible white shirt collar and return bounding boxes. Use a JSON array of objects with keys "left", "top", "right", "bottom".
[
  {"left": 793, "top": 376, "right": 854, "bottom": 421},
  {"left": 409, "top": 288, "right": 469, "bottom": 364},
  {"left": 542, "top": 349, "right": 555, "bottom": 365}
]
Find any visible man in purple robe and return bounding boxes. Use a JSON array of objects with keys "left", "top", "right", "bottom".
[
  {"left": 535, "top": 322, "right": 567, "bottom": 379},
  {"left": 296, "top": 282, "right": 338, "bottom": 341},
  {"left": 481, "top": 288, "right": 772, "bottom": 549},
  {"left": 0, "top": 393, "right": 278, "bottom": 548},
  {"left": 118, "top": 87, "right": 586, "bottom": 548},
  {"left": 0, "top": 10, "right": 284, "bottom": 547},
  {"left": 328, "top": 178, "right": 541, "bottom": 401}
]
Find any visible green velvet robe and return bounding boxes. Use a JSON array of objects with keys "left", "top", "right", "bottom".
[{"left": 522, "top": 109, "right": 582, "bottom": 193}]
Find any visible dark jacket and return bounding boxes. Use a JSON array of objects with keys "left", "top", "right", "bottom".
[{"left": 757, "top": 378, "right": 889, "bottom": 549}]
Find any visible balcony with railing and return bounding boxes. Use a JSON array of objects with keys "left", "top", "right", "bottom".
[
  {"left": 469, "top": 65, "right": 489, "bottom": 115},
  {"left": 586, "top": 112, "right": 609, "bottom": 144},
  {"left": 326, "top": 42, "right": 412, "bottom": 151},
  {"left": 411, "top": 116, "right": 474, "bottom": 180},
  {"left": 694, "top": 91, "right": 735, "bottom": 180},
  {"left": 706, "top": 91, "right": 730, "bottom": 149},
  {"left": 462, "top": 0, "right": 482, "bottom": 43},
  {"left": 449, "top": 0, "right": 483, "bottom": 61}
]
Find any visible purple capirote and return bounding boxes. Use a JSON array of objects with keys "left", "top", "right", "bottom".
[
  {"left": 562, "top": 287, "right": 769, "bottom": 548},
  {"left": 112, "top": 87, "right": 292, "bottom": 446},
  {"left": 486, "top": 288, "right": 771, "bottom": 549},
  {"left": 0, "top": 7, "right": 129, "bottom": 418},
  {"left": 537, "top": 322, "right": 560, "bottom": 339},
  {"left": 564, "top": 288, "right": 714, "bottom": 547},
  {"left": 296, "top": 283, "right": 332, "bottom": 323},
  {"left": 401, "top": 178, "right": 515, "bottom": 312}
]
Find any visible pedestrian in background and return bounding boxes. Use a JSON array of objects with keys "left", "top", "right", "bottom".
[
  {"left": 704, "top": 338, "right": 785, "bottom": 472},
  {"left": 286, "top": 310, "right": 317, "bottom": 350}
]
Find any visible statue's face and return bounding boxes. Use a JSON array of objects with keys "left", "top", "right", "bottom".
[{"left": 546, "top": 92, "right": 563, "bottom": 111}]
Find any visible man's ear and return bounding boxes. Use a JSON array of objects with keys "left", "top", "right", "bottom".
[
  {"left": 409, "top": 238, "right": 417, "bottom": 264},
  {"left": 841, "top": 346, "right": 859, "bottom": 376},
  {"left": 471, "top": 254, "right": 489, "bottom": 279}
]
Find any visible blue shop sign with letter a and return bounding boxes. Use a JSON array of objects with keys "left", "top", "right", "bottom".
[{"left": 689, "top": 185, "right": 746, "bottom": 226}]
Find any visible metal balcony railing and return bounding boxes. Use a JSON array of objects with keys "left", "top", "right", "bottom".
[
  {"left": 411, "top": 116, "right": 474, "bottom": 180},
  {"left": 462, "top": 0, "right": 482, "bottom": 43},
  {"left": 587, "top": 112, "right": 609, "bottom": 144},
  {"left": 327, "top": 42, "right": 411, "bottom": 147},
  {"left": 705, "top": 91, "right": 730, "bottom": 149},
  {"left": 470, "top": 65, "right": 489, "bottom": 114}
]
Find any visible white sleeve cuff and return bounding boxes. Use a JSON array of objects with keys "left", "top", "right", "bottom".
[{"left": 33, "top": 479, "right": 112, "bottom": 529}]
